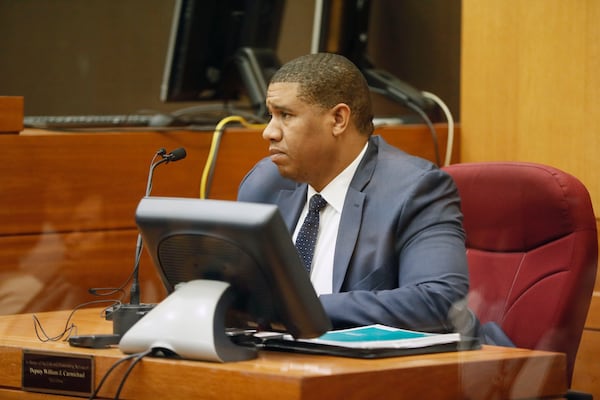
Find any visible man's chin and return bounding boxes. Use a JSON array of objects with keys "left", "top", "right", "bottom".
[
  {"left": 270, "top": 160, "right": 295, "bottom": 181},
  {"left": 269, "top": 152, "right": 287, "bottom": 165}
]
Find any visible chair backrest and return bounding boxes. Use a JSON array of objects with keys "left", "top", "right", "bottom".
[{"left": 443, "top": 161, "right": 597, "bottom": 385}]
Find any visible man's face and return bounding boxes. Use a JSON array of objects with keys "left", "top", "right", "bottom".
[{"left": 263, "top": 82, "right": 337, "bottom": 189}]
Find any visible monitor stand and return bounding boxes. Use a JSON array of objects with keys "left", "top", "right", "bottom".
[
  {"left": 234, "top": 47, "right": 281, "bottom": 120},
  {"left": 119, "top": 280, "right": 257, "bottom": 362}
]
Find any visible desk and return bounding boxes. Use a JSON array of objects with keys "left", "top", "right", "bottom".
[{"left": 0, "top": 308, "right": 567, "bottom": 399}]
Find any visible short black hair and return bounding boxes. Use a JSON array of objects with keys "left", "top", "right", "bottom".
[{"left": 270, "top": 53, "right": 374, "bottom": 135}]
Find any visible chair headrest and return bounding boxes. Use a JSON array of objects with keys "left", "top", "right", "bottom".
[{"left": 443, "top": 162, "right": 595, "bottom": 252}]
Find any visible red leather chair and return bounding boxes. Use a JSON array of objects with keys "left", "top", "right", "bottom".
[{"left": 443, "top": 162, "right": 597, "bottom": 390}]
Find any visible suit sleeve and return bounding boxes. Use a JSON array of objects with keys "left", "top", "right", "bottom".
[{"left": 319, "top": 168, "right": 473, "bottom": 334}]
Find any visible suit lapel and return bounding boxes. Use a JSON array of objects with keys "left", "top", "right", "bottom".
[
  {"left": 332, "top": 187, "right": 365, "bottom": 292},
  {"left": 332, "top": 136, "right": 379, "bottom": 292}
]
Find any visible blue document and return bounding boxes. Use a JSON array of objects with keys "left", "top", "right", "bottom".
[{"left": 295, "top": 324, "right": 461, "bottom": 349}]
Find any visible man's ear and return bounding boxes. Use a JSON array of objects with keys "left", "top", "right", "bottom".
[{"left": 331, "top": 103, "right": 351, "bottom": 137}]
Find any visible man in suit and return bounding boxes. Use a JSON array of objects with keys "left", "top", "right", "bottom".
[{"left": 238, "top": 53, "right": 474, "bottom": 334}]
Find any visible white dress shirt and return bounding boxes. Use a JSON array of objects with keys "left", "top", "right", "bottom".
[{"left": 293, "top": 143, "right": 368, "bottom": 295}]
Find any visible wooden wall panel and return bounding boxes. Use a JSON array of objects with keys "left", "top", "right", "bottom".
[
  {"left": 461, "top": 1, "right": 600, "bottom": 395},
  {"left": 461, "top": 0, "right": 600, "bottom": 213},
  {"left": 572, "top": 329, "right": 600, "bottom": 396},
  {"left": 0, "top": 229, "right": 166, "bottom": 315},
  {"left": 0, "top": 124, "right": 455, "bottom": 316}
]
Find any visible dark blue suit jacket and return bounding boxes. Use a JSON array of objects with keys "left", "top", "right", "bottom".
[{"left": 238, "top": 135, "right": 470, "bottom": 333}]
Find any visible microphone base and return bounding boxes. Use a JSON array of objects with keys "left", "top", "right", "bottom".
[{"left": 105, "top": 303, "right": 155, "bottom": 336}]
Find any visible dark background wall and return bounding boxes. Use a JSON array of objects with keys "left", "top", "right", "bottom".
[{"left": 0, "top": 0, "right": 460, "bottom": 120}]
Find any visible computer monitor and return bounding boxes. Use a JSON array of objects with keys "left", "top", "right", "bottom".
[
  {"left": 311, "top": 0, "right": 432, "bottom": 110},
  {"left": 161, "top": 0, "right": 285, "bottom": 119},
  {"left": 120, "top": 196, "right": 331, "bottom": 362},
  {"left": 310, "top": 0, "right": 370, "bottom": 68}
]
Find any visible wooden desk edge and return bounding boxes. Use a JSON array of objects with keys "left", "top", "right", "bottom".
[{"left": 0, "top": 309, "right": 567, "bottom": 399}]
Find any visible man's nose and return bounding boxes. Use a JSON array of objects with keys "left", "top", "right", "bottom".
[{"left": 262, "top": 118, "right": 281, "bottom": 141}]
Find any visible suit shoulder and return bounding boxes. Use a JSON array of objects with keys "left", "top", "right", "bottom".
[
  {"left": 237, "top": 157, "right": 297, "bottom": 203},
  {"left": 372, "top": 136, "right": 456, "bottom": 190},
  {"left": 375, "top": 136, "right": 440, "bottom": 173}
]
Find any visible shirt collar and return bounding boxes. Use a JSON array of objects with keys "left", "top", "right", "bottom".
[{"left": 307, "top": 142, "right": 369, "bottom": 213}]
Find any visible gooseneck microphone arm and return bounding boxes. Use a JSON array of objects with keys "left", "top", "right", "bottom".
[
  {"left": 107, "top": 147, "right": 187, "bottom": 336},
  {"left": 129, "top": 147, "right": 187, "bottom": 306}
]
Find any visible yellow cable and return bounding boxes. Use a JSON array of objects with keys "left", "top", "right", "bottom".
[{"left": 199, "top": 115, "right": 266, "bottom": 199}]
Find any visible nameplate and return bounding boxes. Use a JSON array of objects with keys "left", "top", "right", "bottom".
[{"left": 22, "top": 350, "right": 94, "bottom": 397}]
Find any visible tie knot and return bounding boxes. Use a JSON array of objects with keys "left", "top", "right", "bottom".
[{"left": 309, "top": 194, "right": 327, "bottom": 213}]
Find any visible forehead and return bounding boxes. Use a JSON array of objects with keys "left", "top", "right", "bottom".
[{"left": 266, "top": 82, "right": 304, "bottom": 109}]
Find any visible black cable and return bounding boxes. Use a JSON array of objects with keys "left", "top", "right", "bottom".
[
  {"left": 87, "top": 286, "right": 127, "bottom": 299},
  {"left": 404, "top": 101, "right": 441, "bottom": 167},
  {"left": 33, "top": 299, "right": 121, "bottom": 343},
  {"left": 113, "top": 348, "right": 154, "bottom": 399},
  {"left": 88, "top": 352, "right": 141, "bottom": 400},
  {"left": 369, "top": 86, "right": 441, "bottom": 167}
]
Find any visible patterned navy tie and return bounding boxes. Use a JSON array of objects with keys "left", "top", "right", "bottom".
[{"left": 295, "top": 194, "right": 327, "bottom": 272}]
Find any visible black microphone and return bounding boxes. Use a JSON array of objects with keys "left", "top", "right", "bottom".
[
  {"left": 142, "top": 147, "right": 187, "bottom": 202},
  {"left": 106, "top": 147, "right": 186, "bottom": 336},
  {"left": 163, "top": 147, "right": 187, "bottom": 162}
]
